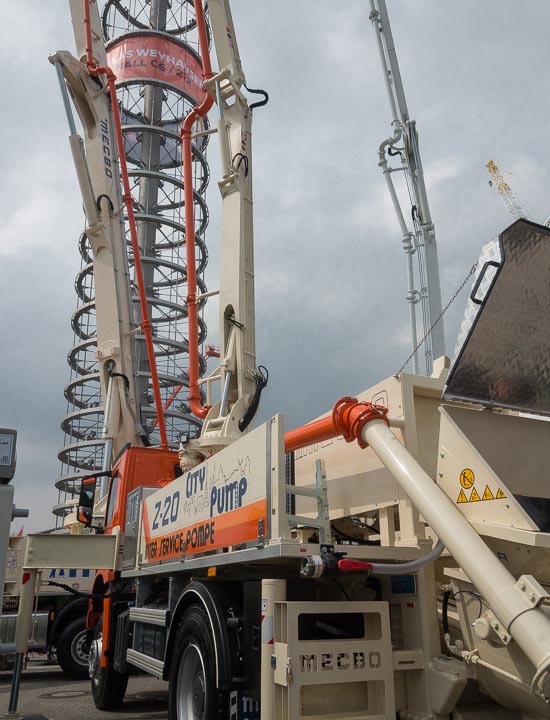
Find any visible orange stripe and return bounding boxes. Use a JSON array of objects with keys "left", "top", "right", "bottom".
[{"left": 142, "top": 499, "right": 267, "bottom": 562}]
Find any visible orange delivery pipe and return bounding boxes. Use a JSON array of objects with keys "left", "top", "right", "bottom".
[
  {"left": 180, "top": 0, "right": 215, "bottom": 420},
  {"left": 284, "top": 397, "right": 390, "bottom": 454}
]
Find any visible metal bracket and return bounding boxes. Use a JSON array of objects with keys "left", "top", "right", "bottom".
[
  {"left": 473, "top": 609, "right": 511, "bottom": 646},
  {"left": 257, "top": 518, "right": 266, "bottom": 548},
  {"left": 515, "top": 575, "right": 550, "bottom": 608}
]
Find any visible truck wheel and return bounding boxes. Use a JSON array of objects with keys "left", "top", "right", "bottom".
[
  {"left": 169, "top": 605, "right": 225, "bottom": 720},
  {"left": 56, "top": 617, "right": 89, "bottom": 680},
  {"left": 89, "top": 615, "right": 128, "bottom": 710}
]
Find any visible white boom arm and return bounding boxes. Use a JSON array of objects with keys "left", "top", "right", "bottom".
[
  {"left": 50, "top": 0, "right": 144, "bottom": 466},
  {"left": 369, "top": 0, "right": 444, "bottom": 375},
  {"left": 192, "top": 0, "right": 263, "bottom": 451}
]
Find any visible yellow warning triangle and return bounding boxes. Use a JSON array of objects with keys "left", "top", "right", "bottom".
[
  {"left": 457, "top": 489, "right": 468, "bottom": 503},
  {"left": 495, "top": 488, "right": 507, "bottom": 499},
  {"left": 482, "top": 485, "right": 495, "bottom": 501},
  {"left": 469, "top": 487, "right": 481, "bottom": 502}
]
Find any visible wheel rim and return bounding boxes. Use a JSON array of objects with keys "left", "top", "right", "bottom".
[
  {"left": 89, "top": 633, "right": 103, "bottom": 683},
  {"left": 70, "top": 629, "right": 89, "bottom": 667},
  {"left": 177, "top": 643, "right": 206, "bottom": 720}
]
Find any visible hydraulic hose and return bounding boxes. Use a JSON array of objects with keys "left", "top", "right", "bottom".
[{"left": 369, "top": 538, "right": 444, "bottom": 575}]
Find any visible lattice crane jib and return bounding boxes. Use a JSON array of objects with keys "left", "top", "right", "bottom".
[{"left": 486, "top": 159, "right": 529, "bottom": 221}]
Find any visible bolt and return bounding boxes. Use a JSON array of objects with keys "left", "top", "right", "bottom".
[
  {"left": 529, "top": 593, "right": 536, "bottom": 603},
  {"left": 520, "top": 582, "right": 526, "bottom": 591}
]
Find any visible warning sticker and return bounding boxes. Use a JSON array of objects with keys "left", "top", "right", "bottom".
[
  {"left": 457, "top": 489, "right": 468, "bottom": 503},
  {"left": 482, "top": 485, "right": 494, "bottom": 501},
  {"left": 496, "top": 488, "right": 507, "bottom": 499},
  {"left": 460, "top": 468, "right": 475, "bottom": 489},
  {"left": 469, "top": 487, "right": 481, "bottom": 502}
]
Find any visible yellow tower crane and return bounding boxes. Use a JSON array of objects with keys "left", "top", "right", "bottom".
[{"left": 486, "top": 159, "right": 530, "bottom": 220}]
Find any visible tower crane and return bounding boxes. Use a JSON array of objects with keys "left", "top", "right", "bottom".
[{"left": 486, "top": 159, "right": 530, "bottom": 220}]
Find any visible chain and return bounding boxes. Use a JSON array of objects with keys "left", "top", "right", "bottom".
[{"left": 395, "top": 263, "right": 478, "bottom": 376}]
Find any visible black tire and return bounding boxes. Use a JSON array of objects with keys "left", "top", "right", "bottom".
[
  {"left": 56, "top": 617, "right": 89, "bottom": 680},
  {"left": 90, "top": 614, "right": 128, "bottom": 710},
  {"left": 168, "top": 605, "right": 226, "bottom": 720}
]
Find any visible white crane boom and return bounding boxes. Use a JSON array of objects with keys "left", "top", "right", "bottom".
[{"left": 369, "top": 0, "right": 445, "bottom": 375}]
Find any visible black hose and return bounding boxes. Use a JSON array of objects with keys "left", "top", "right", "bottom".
[
  {"left": 232, "top": 152, "right": 249, "bottom": 176},
  {"left": 45, "top": 581, "right": 119, "bottom": 601},
  {"left": 238, "top": 366, "right": 268, "bottom": 432},
  {"left": 387, "top": 145, "right": 402, "bottom": 157},
  {"left": 442, "top": 589, "right": 451, "bottom": 635},
  {"left": 244, "top": 82, "right": 269, "bottom": 112},
  {"left": 108, "top": 370, "right": 130, "bottom": 391}
]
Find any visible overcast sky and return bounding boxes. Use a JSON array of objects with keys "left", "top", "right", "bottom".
[{"left": 1, "top": 1, "right": 549, "bottom": 532}]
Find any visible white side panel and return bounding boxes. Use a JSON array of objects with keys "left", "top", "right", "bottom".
[{"left": 138, "top": 418, "right": 282, "bottom": 565}]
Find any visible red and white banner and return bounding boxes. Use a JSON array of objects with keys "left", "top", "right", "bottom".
[{"left": 107, "top": 34, "right": 206, "bottom": 104}]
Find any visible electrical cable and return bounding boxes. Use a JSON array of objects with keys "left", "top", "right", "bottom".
[{"left": 453, "top": 589, "right": 484, "bottom": 621}]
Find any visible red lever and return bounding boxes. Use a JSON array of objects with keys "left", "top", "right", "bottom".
[{"left": 337, "top": 559, "right": 373, "bottom": 574}]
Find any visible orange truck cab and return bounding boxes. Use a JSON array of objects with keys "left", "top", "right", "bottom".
[{"left": 78, "top": 446, "right": 180, "bottom": 676}]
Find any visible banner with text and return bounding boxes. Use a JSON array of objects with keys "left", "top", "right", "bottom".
[{"left": 107, "top": 34, "right": 206, "bottom": 104}]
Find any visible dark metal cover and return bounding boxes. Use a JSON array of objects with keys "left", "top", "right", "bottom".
[{"left": 444, "top": 219, "right": 550, "bottom": 415}]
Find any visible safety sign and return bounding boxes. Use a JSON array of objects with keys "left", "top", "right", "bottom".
[{"left": 456, "top": 468, "right": 507, "bottom": 504}]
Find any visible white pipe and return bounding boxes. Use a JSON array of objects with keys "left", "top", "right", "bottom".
[
  {"left": 14, "top": 569, "right": 37, "bottom": 655},
  {"left": 219, "top": 369, "right": 233, "bottom": 417},
  {"left": 363, "top": 419, "right": 550, "bottom": 694},
  {"left": 261, "top": 579, "right": 286, "bottom": 720},
  {"left": 369, "top": 0, "right": 399, "bottom": 125},
  {"left": 378, "top": 141, "right": 419, "bottom": 374}
]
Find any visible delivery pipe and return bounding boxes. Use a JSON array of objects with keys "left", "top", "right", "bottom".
[
  {"left": 7, "top": 568, "right": 38, "bottom": 715},
  {"left": 362, "top": 418, "right": 550, "bottom": 697},
  {"left": 180, "top": 0, "right": 214, "bottom": 420},
  {"left": 261, "top": 579, "right": 286, "bottom": 720}
]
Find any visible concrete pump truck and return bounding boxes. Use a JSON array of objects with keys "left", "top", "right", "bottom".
[{"left": 6, "top": 2, "right": 550, "bottom": 720}]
